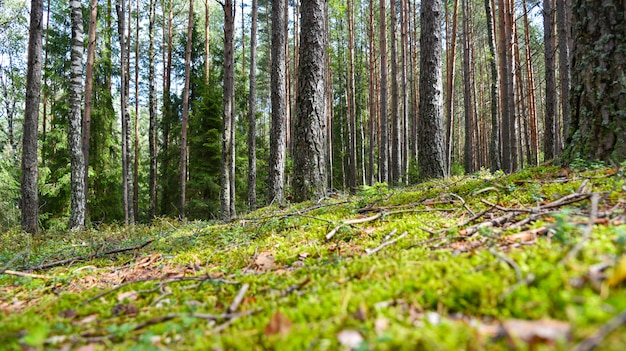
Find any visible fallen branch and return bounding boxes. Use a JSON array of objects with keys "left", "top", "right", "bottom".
[
  {"left": 325, "top": 213, "right": 383, "bottom": 241},
  {"left": 366, "top": 231, "right": 409, "bottom": 256},
  {"left": 227, "top": 283, "right": 250, "bottom": 313},
  {"left": 280, "top": 276, "right": 311, "bottom": 297},
  {"left": 27, "top": 238, "right": 156, "bottom": 271},
  {"left": 574, "top": 309, "right": 626, "bottom": 351},
  {"left": 2, "top": 269, "right": 52, "bottom": 279}
]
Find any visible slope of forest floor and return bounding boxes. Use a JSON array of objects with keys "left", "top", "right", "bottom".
[{"left": 2, "top": 164, "right": 626, "bottom": 350}]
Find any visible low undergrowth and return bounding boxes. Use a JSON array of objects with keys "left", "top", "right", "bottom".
[{"left": 2, "top": 165, "right": 626, "bottom": 350}]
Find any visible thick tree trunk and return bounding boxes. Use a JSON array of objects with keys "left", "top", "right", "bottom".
[
  {"left": 21, "top": 0, "right": 44, "bottom": 233},
  {"left": 248, "top": 0, "right": 258, "bottom": 210},
  {"left": 180, "top": 0, "right": 194, "bottom": 220},
  {"left": 268, "top": 0, "right": 287, "bottom": 204},
  {"left": 221, "top": 0, "right": 235, "bottom": 220},
  {"left": 418, "top": 0, "right": 447, "bottom": 179},
  {"left": 564, "top": 0, "right": 626, "bottom": 162},
  {"left": 293, "top": 0, "right": 327, "bottom": 202},
  {"left": 69, "top": 0, "right": 86, "bottom": 229}
]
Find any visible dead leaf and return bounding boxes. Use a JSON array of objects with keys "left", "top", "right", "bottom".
[
  {"left": 58, "top": 309, "right": 77, "bottom": 319},
  {"left": 354, "top": 303, "right": 368, "bottom": 322},
  {"left": 111, "top": 303, "right": 139, "bottom": 316},
  {"left": 264, "top": 311, "right": 291, "bottom": 336},
  {"left": 502, "top": 319, "right": 570, "bottom": 345},
  {"left": 75, "top": 313, "right": 99, "bottom": 325},
  {"left": 337, "top": 329, "right": 364, "bottom": 350},
  {"left": 298, "top": 252, "right": 310, "bottom": 259},
  {"left": 117, "top": 290, "right": 138, "bottom": 302},
  {"left": 254, "top": 252, "right": 277, "bottom": 271}
]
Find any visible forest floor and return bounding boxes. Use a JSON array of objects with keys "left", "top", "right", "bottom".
[{"left": 2, "top": 164, "right": 626, "bottom": 350}]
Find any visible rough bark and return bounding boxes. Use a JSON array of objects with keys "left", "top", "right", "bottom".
[
  {"left": 390, "top": 0, "right": 400, "bottom": 184},
  {"left": 418, "top": 0, "right": 447, "bottom": 179},
  {"left": 293, "top": 0, "right": 327, "bottom": 202},
  {"left": 543, "top": 0, "right": 558, "bottom": 160},
  {"left": 248, "top": 0, "right": 258, "bottom": 210},
  {"left": 557, "top": 0, "right": 571, "bottom": 144},
  {"left": 563, "top": 0, "right": 626, "bottom": 163},
  {"left": 69, "top": 0, "right": 86, "bottom": 229},
  {"left": 21, "top": 0, "right": 44, "bottom": 233},
  {"left": 268, "top": 0, "right": 287, "bottom": 204}
]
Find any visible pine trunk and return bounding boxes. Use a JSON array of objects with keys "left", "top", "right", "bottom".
[
  {"left": 248, "top": 0, "right": 258, "bottom": 210},
  {"left": 293, "top": 0, "right": 327, "bottom": 202}
]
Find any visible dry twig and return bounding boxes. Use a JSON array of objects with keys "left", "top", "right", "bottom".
[{"left": 574, "top": 309, "right": 626, "bottom": 351}]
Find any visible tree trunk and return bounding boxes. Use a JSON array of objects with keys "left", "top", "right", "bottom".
[
  {"left": 390, "top": 0, "right": 400, "bottom": 184},
  {"left": 379, "top": 0, "right": 389, "bottom": 183},
  {"left": 557, "top": 0, "right": 571, "bottom": 145},
  {"left": 445, "top": 0, "right": 459, "bottom": 175},
  {"left": 293, "top": 0, "right": 327, "bottom": 202},
  {"left": 221, "top": 0, "right": 235, "bottom": 220},
  {"left": 69, "top": 0, "right": 86, "bottom": 229},
  {"left": 248, "top": 0, "right": 258, "bottom": 211},
  {"left": 418, "top": 0, "right": 447, "bottom": 179},
  {"left": 21, "top": 0, "right": 44, "bottom": 233},
  {"left": 268, "top": 0, "right": 287, "bottom": 204},
  {"left": 484, "top": 0, "right": 500, "bottom": 170},
  {"left": 543, "top": 0, "right": 557, "bottom": 161},
  {"left": 563, "top": 0, "right": 626, "bottom": 163},
  {"left": 180, "top": 0, "right": 193, "bottom": 220},
  {"left": 160, "top": 0, "right": 173, "bottom": 216},
  {"left": 148, "top": 0, "right": 157, "bottom": 220},
  {"left": 205, "top": 0, "right": 210, "bottom": 84},
  {"left": 347, "top": 0, "right": 357, "bottom": 192},
  {"left": 83, "top": 0, "right": 98, "bottom": 213},
  {"left": 116, "top": 0, "right": 133, "bottom": 223},
  {"left": 368, "top": 0, "right": 377, "bottom": 185},
  {"left": 522, "top": 0, "right": 538, "bottom": 165},
  {"left": 461, "top": 0, "right": 475, "bottom": 174}
]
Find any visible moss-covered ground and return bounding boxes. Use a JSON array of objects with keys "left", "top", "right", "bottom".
[{"left": 2, "top": 165, "right": 626, "bottom": 350}]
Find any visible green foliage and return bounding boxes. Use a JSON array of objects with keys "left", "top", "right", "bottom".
[{"left": 0, "top": 159, "right": 19, "bottom": 230}]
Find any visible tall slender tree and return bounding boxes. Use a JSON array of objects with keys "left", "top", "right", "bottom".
[
  {"left": 148, "top": 0, "right": 157, "bottom": 220},
  {"left": 346, "top": 0, "right": 357, "bottom": 192},
  {"left": 68, "top": 0, "right": 86, "bottom": 229},
  {"left": 268, "top": 0, "right": 287, "bottom": 204},
  {"left": 248, "top": 0, "right": 258, "bottom": 210},
  {"left": 557, "top": 0, "right": 571, "bottom": 143},
  {"left": 180, "top": 0, "right": 194, "bottom": 220},
  {"left": 461, "top": 0, "right": 475, "bottom": 174},
  {"left": 485, "top": 0, "right": 500, "bottom": 170},
  {"left": 543, "top": 0, "right": 558, "bottom": 160},
  {"left": 116, "top": 0, "right": 133, "bottom": 223},
  {"left": 83, "top": 0, "right": 98, "bottom": 208},
  {"left": 293, "top": 0, "right": 327, "bottom": 202},
  {"left": 221, "top": 0, "right": 236, "bottom": 220},
  {"left": 379, "top": 0, "right": 389, "bottom": 183},
  {"left": 418, "top": 0, "right": 446, "bottom": 179},
  {"left": 21, "top": 0, "right": 44, "bottom": 233},
  {"left": 445, "top": 0, "right": 459, "bottom": 174}
]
